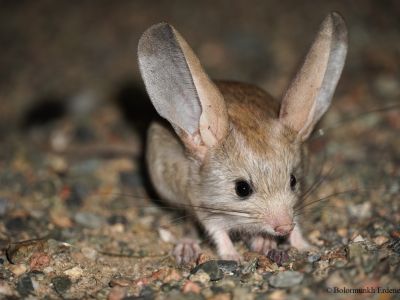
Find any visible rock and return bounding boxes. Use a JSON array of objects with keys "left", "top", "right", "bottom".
[
  {"left": 74, "top": 212, "right": 104, "bottom": 228},
  {"left": 189, "top": 269, "right": 211, "bottom": 284},
  {"left": 0, "top": 281, "right": 13, "bottom": 296},
  {"left": 181, "top": 280, "right": 201, "bottom": 294},
  {"left": 215, "top": 279, "right": 236, "bottom": 291},
  {"left": 307, "top": 253, "right": 321, "bottom": 263},
  {"left": 196, "top": 253, "right": 211, "bottom": 265},
  {"left": 268, "top": 271, "right": 304, "bottom": 288},
  {"left": 352, "top": 235, "right": 365, "bottom": 243},
  {"left": 9, "top": 264, "right": 28, "bottom": 276},
  {"left": 81, "top": 247, "right": 98, "bottom": 260},
  {"left": 108, "top": 286, "right": 127, "bottom": 300},
  {"left": 325, "top": 271, "right": 345, "bottom": 288},
  {"left": 163, "top": 269, "right": 182, "bottom": 282},
  {"left": 233, "top": 287, "right": 254, "bottom": 300},
  {"left": 373, "top": 236, "right": 389, "bottom": 246},
  {"left": 191, "top": 260, "right": 223, "bottom": 281},
  {"left": 52, "top": 276, "right": 72, "bottom": 294},
  {"left": 6, "top": 238, "right": 48, "bottom": 264},
  {"left": 109, "top": 277, "right": 132, "bottom": 287},
  {"left": 257, "top": 255, "right": 276, "bottom": 272},
  {"left": 17, "top": 275, "right": 34, "bottom": 297},
  {"left": 157, "top": 227, "right": 176, "bottom": 243},
  {"left": 139, "top": 285, "right": 155, "bottom": 299},
  {"left": 389, "top": 238, "right": 400, "bottom": 254},
  {"left": 241, "top": 257, "right": 258, "bottom": 275},
  {"left": 64, "top": 266, "right": 84, "bottom": 280},
  {"left": 43, "top": 266, "right": 54, "bottom": 274},
  {"left": 29, "top": 252, "right": 50, "bottom": 271},
  {"left": 216, "top": 260, "right": 239, "bottom": 274},
  {"left": 268, "top": 290, "right": 287, "bottom": 300},
  {"left": 346, "top": 242, "right": 367, "bottom": 260}
]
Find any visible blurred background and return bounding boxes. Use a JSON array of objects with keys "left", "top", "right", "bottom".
[
  {"left": 0, "top": 3, "right": 399, "bottom": 298},
  {"left": 0, "top": 0, "right": 399, "bottom": 136}
]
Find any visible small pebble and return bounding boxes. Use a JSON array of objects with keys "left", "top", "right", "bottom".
[
  {"left": 389, "top": 238, "right": 400, "bottom": 254},
  {"left": 216, "top": 260, "right": 239, "bottom": 274},
  {"left": 43, "top": 266, "right": 54, "bottom": 274},
  {"left": 163, "top": 269, "right": 182, "bottom": 282},
  {"left": 107, "top": 286, "right": 127, "bottom": 300},
  {"left": 352, "top": 235, "right": 365, "bottom": 243},
  {"left": 0, "top": 281, "right": 13, "bottom": 296},
  {"left": 196, "top": 253, "right": 211, "bottom": 265},
  {"left": 268, "top": 290, "right": 287, "bottom": 300},
  {"left": 17, "top": 275, "right": 34, "bottom": 297},
  {"left": 241, "top": 257, "right": 258, "bottom": 275},
  {"left": 373, "top": 236, "right": 389, "bottom": 246},
  {"left": 109, "top": 277, "right": 132, "bottom": 287},
  {"left": 268, "top": 271, "right": 304, "bottom": 288},
  {"left": 189, "top": 269, "right": 211, "bottom": 284},
  {"left": 307, "top": 253, "right": 321, "bottom": 263},
  {"left": 233, "top": 287, "right": 254, "bottom": 300},
  {"left": 74, "top": 212, "right": 104, "bottom": 229},
  {"left": 191, "top": 260, "right": 223, "bottom": 281},
  {"left": 29, "top": 252, "right": 50, "bottom": 271},
  {"left": 181, "top": 280, "right": 201, "bottom": 294},
  {"left": 81, "top": 247, "right": 98, "bottom": 260},
  {"left": 9, "top": 264, "right": 28, "bottom": 276},
  {"left": 52, "top": 276, "right": 72, "bottom": 294},
  {"left": 157, "top": 227, "right": 176, "bottom": 243},
  {"left": 6, "top": 239, "right": 48, "bottom": 264},
  {"left": 64, "top": 266, "right": 84, "bottom": 280}
]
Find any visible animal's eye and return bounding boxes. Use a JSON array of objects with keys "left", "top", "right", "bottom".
[
  {"left": 235, "top": 180, "right": 253, "bottom": 198},
  {"left": 290, "top": 174, "right": 297, "bottom": 191}
]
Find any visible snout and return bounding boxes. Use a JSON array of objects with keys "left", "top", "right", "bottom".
[{"left": 274, "top": 223, "right": 295, "bottom": 236}]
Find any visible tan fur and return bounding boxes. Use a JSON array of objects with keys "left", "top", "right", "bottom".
[{"left": 140, "top": 12, "right": 348, "bottom": 262}]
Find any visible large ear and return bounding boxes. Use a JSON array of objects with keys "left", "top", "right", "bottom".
[
  {"left": 138, "top": 23, "right": 229, "bottom": 159},
  {"left": 279, "top": 12, "right": 348, "bottom": 141}
]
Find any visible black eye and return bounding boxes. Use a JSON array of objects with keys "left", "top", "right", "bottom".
[
  {"left": 290, "top": 174, "right": 297, "bottom": 190},
  {"left": 235, "top": 180, "right": 253, "bottom": 198}
]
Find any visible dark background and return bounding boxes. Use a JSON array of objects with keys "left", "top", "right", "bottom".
[{"left": 0, "top": 0, "right": 399, "bottom": 131}]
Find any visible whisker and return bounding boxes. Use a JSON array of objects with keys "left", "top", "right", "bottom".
[{"left": 295, "top": 188, "right": 362, "bottom": 212}]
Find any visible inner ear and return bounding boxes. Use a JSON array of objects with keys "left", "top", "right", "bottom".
[
  {"left": 279, "top": 12, "right": 348, "bottom": 141},
  {"left": 138, "top": 23, "right": 229, "bottom": 160}
]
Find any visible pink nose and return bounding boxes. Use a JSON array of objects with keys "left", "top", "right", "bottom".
[{"left": 274, "top": 223, "right": 295, "bottom": 236}]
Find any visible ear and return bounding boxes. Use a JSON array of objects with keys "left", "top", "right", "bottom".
[
  {"left": 138, "top": 23, "right": 229, "bottom": 160},
  {"left": 279, "top": 12, "right": 348, "bottom": 141}
]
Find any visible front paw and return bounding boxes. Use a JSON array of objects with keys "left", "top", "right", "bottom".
[
  {"left": 173, "top": 238, "right": 201, "bottom": 265},
  {"left": 248, "top": 236, "right": 277, "bottom": 255},
  {"left": 289, "top": 225, "right": 316, "bottom": 251}
]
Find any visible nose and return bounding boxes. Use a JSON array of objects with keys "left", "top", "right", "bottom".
[{"left": 274, "top": 223, "right": 295, "bottom": 236}]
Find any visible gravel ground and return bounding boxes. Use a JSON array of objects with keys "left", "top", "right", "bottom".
[{"left": 0, "top": 1, "right": 399, "bottom": 299}]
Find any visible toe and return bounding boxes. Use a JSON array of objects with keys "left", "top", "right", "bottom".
[{"left": 173, "top": 239, "right": 201, "bottom": 265}]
